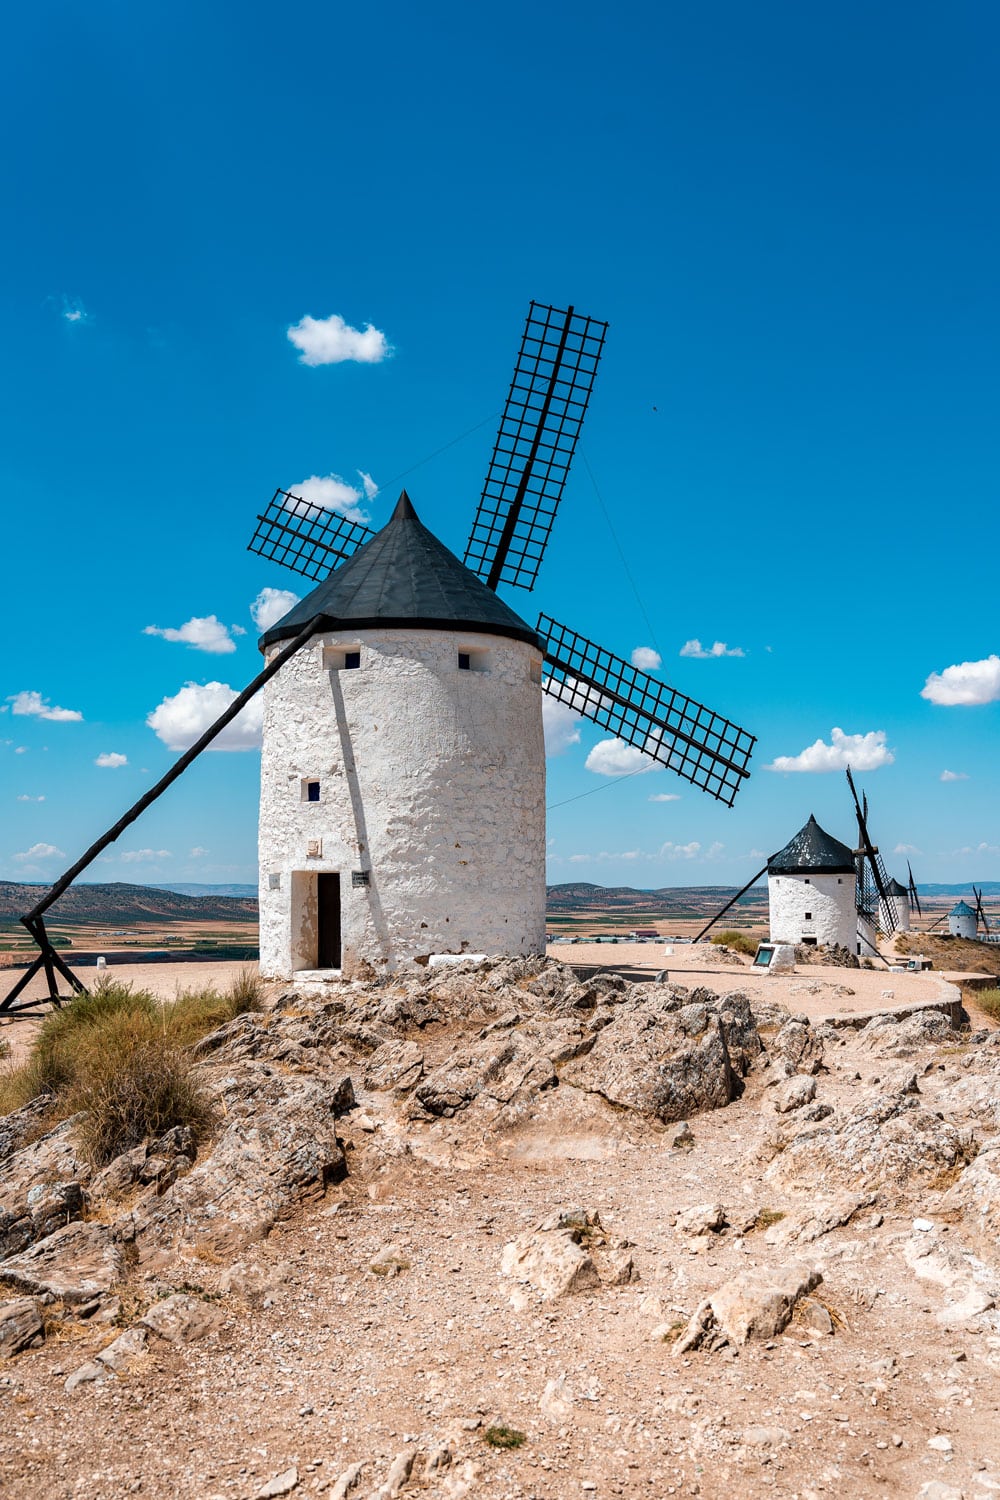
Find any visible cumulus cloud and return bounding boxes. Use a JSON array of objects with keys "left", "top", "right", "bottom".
[
  {"left": 941, "top": 769, "right": 969, "bottom": 782},
  {"left": 894, "top": 843, "right": 921, "bottom": 855},
  {"left": 8, "top": 690, "right": 83, "bottom": 722},
  {"left": 189, "top": 846, "right": 209, "bottom": 857},
  {"left": 542, "top": 697, "right": 581, "bottom": 757},
  {"left": 120, "top": 849, "right": 172, "bottom": 863},
  {"left": 143, "top": 615, "right": 237, "bottom": 654},
  {"left": 147, "top": 682, "right": 263, "bottom": 752},
  {"left": 251, "top": 587, "right": 301, "bottom": 634},
  {"left": 659, "top": 840, "right": 701, "bottom": 859},
  {"left": 765, "top": 727, "right": 894, "bottom": 774},
  {"left": 567, "top": 850, "right": 643, "bottom": 863},
  {"left": 921, "top": 655, "right": 1000, "bottom": 707},
  {"left": 57, "top": 296, "right": 91, "bottom": 325},
  {"left": 16, "top": 793, "right": 45, "bottom": 801},
  {"left": 287, "top": 313, "right": 392, "bottom": 366},
  {"left": 95, "top": 752, "right": 128, "bottom": 768},
  {"left": 631, "top": 646, "right": 662, "bottom": 672},
  {"left": 284, "top": 472, "right": 377, "bottom": 526},
  {"left": 649, "top": 792, "right": 681, "bottom": 802},
  {"left": 680, "top": 639, "right": 745, "bottom": 659},
  {"left": 14, "top": 842, "right": 64, "bottom": 862},
  {"left": 585, "top": 738, "right": 661, "bottom": 777}
]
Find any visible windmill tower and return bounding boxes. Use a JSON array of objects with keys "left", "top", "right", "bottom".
[
  {"left": 257, "top": 492, "right": 547, "bottom": 977},
  {"left": 949, "top": 900, "right": 978, "bottom": 939},
  {"left": 886, "top": 876, "right": 911, "bottom": 932},
  {"left": 766, "top": 814, "right": 858, "bottom": 950}
]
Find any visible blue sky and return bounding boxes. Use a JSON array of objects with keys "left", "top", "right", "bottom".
[{"left": 2, "top": 0, "right": 998, "bottom": 892}]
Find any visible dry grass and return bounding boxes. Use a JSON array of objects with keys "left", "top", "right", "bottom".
[
  {"left": 0, "top": 970, "right": 262, "bottom": 1164},
  {"left": 976, "top": 988, "right": 1000, "bottom": 1022},
  {"left": 711, "top": 930, "right": 758, "bottom": 958}
]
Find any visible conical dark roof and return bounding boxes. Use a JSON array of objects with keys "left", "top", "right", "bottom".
[
  {"left": 259, "top": 491, "right": 540, "bottom": 650},
  {"left": 887, "top": 877, "right": 908, "bottom": 897},
  {"left": 768, "top": 814, "right": 856, "bottom": 875}
]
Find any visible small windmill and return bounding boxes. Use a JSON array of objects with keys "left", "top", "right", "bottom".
[
  {"left": 845, "top": 766, "right": 899, "bottom": 949},
  {"left": 250, "top": 302, "right": 757, "bottom": 804},
  {"left": 3, "top": 301, "right": 756, "bottom": 1011}
]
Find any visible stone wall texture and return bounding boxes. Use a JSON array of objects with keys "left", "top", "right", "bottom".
[
  {"left": 258, "top": 626, "right": 547, "bottom": 978},
  {"left": 768, "top": 870, "right": 857, "bottom": 951}
]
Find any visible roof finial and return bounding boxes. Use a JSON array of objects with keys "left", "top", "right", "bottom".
[{"left": 392, "top": 490, "right": 418, "bottom": 521}]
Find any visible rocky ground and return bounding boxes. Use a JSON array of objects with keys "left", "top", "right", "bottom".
[{"left": 2, "top": 957, "right": 1000, "bottom": 1500}]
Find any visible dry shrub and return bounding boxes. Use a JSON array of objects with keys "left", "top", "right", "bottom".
[
  {"left": 711, "top": 930, "right": 759, "bottom": 958},
  {"left": 165, "top": 968, "right": 262, "bottom": 1047},
  {"left": 67, "top": 1011, "right": 213, "bottom": 1165},
  {"left": 976, "top": 988, "right": 1000, "bottom": 1022}
]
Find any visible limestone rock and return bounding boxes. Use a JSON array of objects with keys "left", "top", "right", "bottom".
[
  {"left": 764, "top": 1193, "right": 876, "bottom": 1246},
  {"left": 674, "top": 1261, "right": 822, "bottom": 1352},
  {"left": 859, "top": 1008, "right": 962, "bottom": 1057},
  {"left": 142, "top": 1292, "right": 224, "bottom": 1344},
  {"left": 772, "top": 1074, "right": 817, "bottom": 1113},
  {"left": 675, "top": 1203, "right": 726, "bottom": 1237},
  {"left": 256, "top": 1469, "right": 298, "bottom": 1498},
  {"left": 0, "top": 1220, "right": 123, "bottom": 1303},
  {"left": 95, "top": 1324, "right": 148, "bottom": 1371},
  {"left": 501, "top": 1226, "right": 600, "bottom": 1300},
  {"left": 764, "top": 1088, "right": 977, "bottom": 1200},
  {"left": 0, "top": 1115, "right": 89, "bottom": 1259},
  {"left": 364, "top": 1040, "right": 424, "bottom": 1093},
  {"left": 329, "top": 1463, "right": 365, "bottom": 1500},
  {"left": 771, "top": 1019, "right": 825, "bottom": 1076},
  {"left": 0, "top": 1296, "right": 44, "bottom": 1358},
  {"left": 561, "top": 989, "right": 761, "bottom": 1124}
]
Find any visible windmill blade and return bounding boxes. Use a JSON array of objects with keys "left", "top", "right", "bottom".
[
  {"left": 845, "top": 766, "right": 898, "bottom": 935},
  {"left": 537, "top": 613, "right": 755, "bottom": 806},
  {"left": 974, "top": 885, "right": 990, "bottom": 933},
  {"left": 464, "top": 302, "right": 608, "bottom": 593},
  {"left": 248, "top": 488, "right": 375, "bottom": 582},
  {"left": 907, "top": 860, "right": 923, "bottom": 918}
]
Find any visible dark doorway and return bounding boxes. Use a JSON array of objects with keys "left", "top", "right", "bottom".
[{"left": 317, "top": 873, "right": 342, "bottom": 969}]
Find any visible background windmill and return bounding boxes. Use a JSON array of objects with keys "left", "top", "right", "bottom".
[
  {"left": 3, "top": 301, "right": 756, "bottom": 1011},
  {"left": 973, "top": 885, "right": 991, "bottom": 936}
]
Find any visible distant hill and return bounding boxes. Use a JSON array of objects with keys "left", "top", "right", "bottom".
[
  {"left": 546, "top": 882, "right": 766, "bottom": 916},
  {"left": 0, "top": 881, "right": 257, "bottom": 925},
  {"left": 156, "top": 883, "right": 259, "bottom": 899}
]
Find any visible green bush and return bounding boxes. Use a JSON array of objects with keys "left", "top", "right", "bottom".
[{"left": 710, "top": 929, "right": 759, "bottom": 958}]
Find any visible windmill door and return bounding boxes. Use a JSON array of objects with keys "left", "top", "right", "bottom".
[{"left": 317, "top": 873, "right": 342, "bottom": 969}]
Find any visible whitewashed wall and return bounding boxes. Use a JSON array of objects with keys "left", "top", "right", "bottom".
[
  {"left": 949, "top": 909, "right": 977, "bottom": 939},
  {"left": 258, "top": 626, "right": 547, "bottom": 978},
  {"left": 768, "top": 870, "right": 857, "bottom": 951}
]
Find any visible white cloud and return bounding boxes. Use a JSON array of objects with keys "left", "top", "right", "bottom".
[
  {"left": 147, "top": 681, "right": 263, "bottom": 752},
  {"left": 941, "top": 769, "right": 969, "bottom": 782},
  {"left": 585, "top": 738, "right": 661, "bottom": 777},
  {"left": 659, "top": 840, "right": 702, "bottom": 859},
  {"left": 284, "top": 473, "right": 375, "bottom": 526},
  {"left": 231, "top": 624, "right": 247, "bottom": 637},
  {"left": 649, "top": 792, "right": 681, "bottom": 802},
  {"left": 631, "top": 646, "right": 662, "bottom": 672},
  {"left": 189, "top": 846, "right": 209, "bottom": 857},
  {"left": 16, "top": 794, "right": 45, "bottom": 802},
  {"left": 287, "top": 313, "right": 392, "bottom": 366},
  {"left": 680, "top": 639, "right": 745, "bottom": 659},
  {"left": 765, "top": 727, "right": 894, "bottom": 774},
  {"left": 143, "top": 615, "right": 237, "bottom": 654},
  {"left": 95, "top": 752, "right": 128, "bottom": 768},
  {"left": 120, "top": 849, "right": 172, "bottom": 863},
  {"left": 542, "top": 697, "right": 581, "bottom": 757},
  {"left": 14, "top": 842, "right": 64, "bottom": 862},
  {"left": 8, "top": 690, "right": 83, "bottom": 722},
  {"left": 921, "top": 655, "right": 1000, "bottom": 707},
  {"left": 15, "top": 746, "right": 26, "bottom": 754},
  {"left": 58, "top": 296, "right": 91, "bottom": 325},
  {"left": 567, "top": 850, "right": 644, "bottom": 863},
  {"left": 251, "top": 587, "right": 301, "bottom": 634}
]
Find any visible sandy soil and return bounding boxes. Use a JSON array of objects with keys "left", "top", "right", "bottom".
[{"left": 3, "top": 970, "right": 1000, "bottom": 1500}]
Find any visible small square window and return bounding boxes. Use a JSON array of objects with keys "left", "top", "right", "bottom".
[
  {"left": 458, "top": 652, "right": 471, "bottom": 671},
  {"left": 301, "top": 778, "right": 321, "bottom": 803},
  {"left": 457, "top": 648, "right": 489, "bottom": 673},
  {"left": 268, "top": 873, "right": 281, "bottom": 891},
  {"left": 344, "top": 651, "right": 361, "bottom": 669},
  {"left": 322, "top": 645, "right": 363, "bottom": 671},
  {"left": 804, "top": 877, "right": 810, "bottom": 884},
  {"left": 804, "top": 912, "right": 812, "bottom": 921}
]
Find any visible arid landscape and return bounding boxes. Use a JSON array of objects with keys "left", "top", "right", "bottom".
[{"left": 4, "top": 943, "right": 1000, "bottom": 1499}]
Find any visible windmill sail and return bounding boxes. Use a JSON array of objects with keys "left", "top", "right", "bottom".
[
  {"left": 908, "top": 860, "right": 922, "bottom": 918},
  {"left": 537, "top": 613, "right": 755, "bottom": 806},
  {"left": 845, "top": 766, "right": 899, "bottom": 936},
  {"left": 248, "top": 488, "right": 374, "bottom": 581},
  {"left": 464, "top": 303, "right": 608, "bottom": 593}
]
